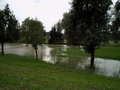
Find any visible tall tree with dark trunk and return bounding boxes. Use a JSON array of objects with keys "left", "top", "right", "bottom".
[
  {"left": 62, "top": 0, "right": 112, "bottom": 68},
  {"left": 21, "top": 18, "right": 45, "bottom": 60},
  {"left": 0, "top": 10, "right": 5, "bottom": 55},
  {"left": 0, "top": 4, "right": 19, "bottom": 55}
]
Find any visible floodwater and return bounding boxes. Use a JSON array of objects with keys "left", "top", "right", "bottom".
[{"left": 1, "top": 43, "right": 120, "bottom": 77}]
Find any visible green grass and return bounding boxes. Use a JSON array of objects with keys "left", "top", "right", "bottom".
[
  {"left": 62, "top": 45, "right": 120, "bottom": 60},
  {"left": 96, "top": 46, "right": 120, "bottom": 60},
  {"left": 0, "top": 54, "right": 120, "bottom": 90},
  {"left": 62, "top": 47, "right": 89, "bottom": 58},
  {"left": 108, "top": 41, "right": 120, "bottom": 47}
]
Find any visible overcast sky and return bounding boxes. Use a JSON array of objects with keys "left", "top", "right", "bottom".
[{"left": 0, "top": 0, "right": 118, "bottom": 31}]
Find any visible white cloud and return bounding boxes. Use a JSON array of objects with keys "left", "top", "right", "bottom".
[
  {"left": 5, "top": 0, "right": 71, "bottom": 31},
  {"left": 112, "top": 0, "right": 118, "bottom": 4},
  {"left": 1, "top": 0, "right": 118, "bottom": 31},
  {"left": 0, "top": 0, "right": 7, "bottom": 10}
]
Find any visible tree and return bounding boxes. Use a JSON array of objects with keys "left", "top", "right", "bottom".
[
  {"left": 6, "top": 15, "right": 20, "bottom": 42},
  {"left": 0, "top": 10, "right": 5, "bottom": 55},
  {"left": 21, "top": 18, "right": 45, "bottom": 60},
  {"left": 111, "top": 0, "right": 120, "bottom": 42},
  {"left": 49, "top": 26, "right": 57, "bottom": 44},
  {"left": 0, "top": 4, "right": 19, "bottom": 55},
  {"left": 4, "top": 4, "right": 19, "bottom": 42},
  {"left": 62, "top": 12, "right": 82, "bottom": 46},
  {"left": 49, "top": 21, "right": 64, "bottom": 44},
  {"left": 21, "top": 17, "right": 30, "bottom": 45},
  {"left": 63, "top": 0, "right": 112, "bottom": 68}
]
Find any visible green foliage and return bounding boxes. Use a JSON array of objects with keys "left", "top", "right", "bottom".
[
  {"left": 111, "top": 0, "right": 120, "bottom": 42},
  {"left": 3, "top": 4, "right": 19, "bottom": 42},
  {"left": 49, "top": 21, "right": 64, "bottom": 44},
  {"left": 20, "top": 17, "right": 30, "bottom": 44},
  {"left": 71, "top": 0, "right": 112, "bottom": 52},
  {"left": 0, "top": 54, "right": 120, "bottom": 90},
  {"left": 28, "top": 19, "right": 45, "bottom": 48},
  {"left": 0, "top": 10, "right": 5, "bottom": 43},
  {"left": 0, "top": 4, "right": 19, "bottom": 55},
  {"left": 62, "top": 12, "right": 81, "bottom": 45}
]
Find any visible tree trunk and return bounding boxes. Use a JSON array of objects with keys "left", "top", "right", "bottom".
[
  {"left": 1, "top": 42, "right": 4, "bottom": 55},
  {"left": 35, "top": 48, "right": 38, "bottom": 60},
  {"left": 90, "top": 48, "right": 95, "bottom": 68}
]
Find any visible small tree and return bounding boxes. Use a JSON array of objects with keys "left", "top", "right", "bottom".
[{"left": 21, "top": 18, "right": 45, "bottom": 60}]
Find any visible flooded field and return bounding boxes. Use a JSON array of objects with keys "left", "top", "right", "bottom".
[{"left": 1, "top": 43, "right": 120, "bottom": 77}]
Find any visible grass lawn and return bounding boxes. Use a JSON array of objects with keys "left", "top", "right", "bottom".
[
  {"left": 0, "top": 54, "right": 120, "bottom": 90},
  {"left": 96, "top": 46, "right": 120, "bottom": 60},
  {"left": 62, "top": 45, "right": 120, "bottom": 60}
]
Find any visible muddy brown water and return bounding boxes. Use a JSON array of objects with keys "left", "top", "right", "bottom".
[{"left": 1, "top": 44, "right": 120, "bottom": 77}]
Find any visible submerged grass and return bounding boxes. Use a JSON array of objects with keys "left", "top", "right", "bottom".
[{"left": 0, "top": 54, "right": 120, "bottom": 90}]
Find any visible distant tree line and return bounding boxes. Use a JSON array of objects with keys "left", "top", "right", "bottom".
[{"left": 48, "top": 21, "right": 64, "bottom": 44}]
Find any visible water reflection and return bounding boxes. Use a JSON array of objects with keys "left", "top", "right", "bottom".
[
  {"left": 94, "top": 58, "right": 120, "bottom": 77},
  {"left": 1, "top": 43, "right": 120, "bottom": 77},
  {"left": 38, "top": 45, "right": 55, "bottom": 63}
]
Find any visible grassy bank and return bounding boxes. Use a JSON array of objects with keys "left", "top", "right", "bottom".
[
  {"left": 62, "top": 45, "right": 120, "bottom": 60},
  {"left": 0, "top": 54, "right": 120, "bottom": 90},
  {"left": 96, "top": 46, "right": 120, "bottom": 60}
]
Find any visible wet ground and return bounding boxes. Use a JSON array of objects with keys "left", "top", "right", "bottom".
[{"left": 1, "top": 43, "right": 120, "bottom": 77}]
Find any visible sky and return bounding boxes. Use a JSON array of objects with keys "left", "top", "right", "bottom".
[{"left": 0, "top": 0, "right": 118, "bottom": 31}]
